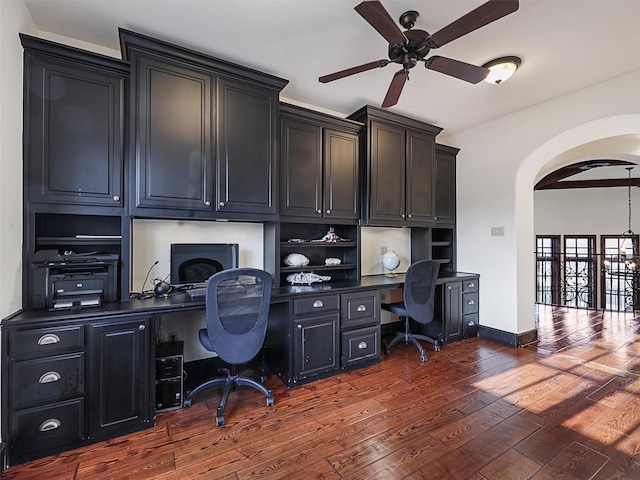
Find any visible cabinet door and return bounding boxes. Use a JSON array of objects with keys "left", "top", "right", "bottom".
[
  {"left": 25, "top": 52, "right": 125, "bottom": 208},
  {"left": 217, "top": 77, "right": 278, "bottom": 215},
  {"left": 88, "top": 317, "right": 152, "bottom": 440},
  {"left": 435, "top": 148, "right": 456, "bottom": 224},
  {"left": 368, "top": 121, "right": 406, "bottom": 224},
  {"left": 293, "top": 313, "right": 339, "bottom": 380},
  {"left": 443, "top": 281, "right": 463, "bottom": 343},
  {"left": 406, "top": 129, "right": 435, "bottom": 224},
  {"left": 323, "top": 128, "right": 359, "bottom": 220},
  {"left": 132, "top": 52, "right": 213, "bottom": 212},
  {"left": 280, "top": 116, "right": 322, "bottom": 218}
]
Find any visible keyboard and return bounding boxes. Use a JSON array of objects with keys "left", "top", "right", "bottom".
[{"left": 186, "top": 287, "right": 207, "bottom": 299}]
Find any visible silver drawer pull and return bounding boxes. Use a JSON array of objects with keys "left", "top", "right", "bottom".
[
  {"left": 39, "top": 419, "right": 61, "bottom": 432},
  {"left": 468, "top": 321, "right": 476, "bottom": 327},
  {"left": 468, "top": 282, "right": 475, "bottom": 288},
  {"left": 468, "top": 300, "right": 475, "bottom": 305},
  {"left": 39, "top": 371, "right": 62, "bottom": 384},
  {"left": 358, "top": 341, "right": 368, "bottom": 350},
  {"left": 312, "top": 300, "right": 324, "bottom": 308},
  {"left": 37, "top": 334, "right": 61, "bottom": 345},
  {"left": 356, "top": 305, "right": 367, "bottom": 312}
]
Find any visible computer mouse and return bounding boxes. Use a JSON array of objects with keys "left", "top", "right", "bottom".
[{"left": 154, "top": 280, "right": 172, "bottom": 296}]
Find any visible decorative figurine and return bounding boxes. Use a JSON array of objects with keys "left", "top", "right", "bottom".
[
  {"left": 324, "top": 258, "right": 341, "bottom": 266},
  {"left": 283, "top": 253, "right": 310, "bottom": 266},
  {"left": 286, "top": 272, "right": 331, "bottom": 285},
  {"left": 311, "top": 227, "right": 350, "bottom": 243}
]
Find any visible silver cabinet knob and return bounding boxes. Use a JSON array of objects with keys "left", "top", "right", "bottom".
[
  {"left": 139, "top": 324, "right": 146, "bottom": 331},
  {"left": 297, "top": 324, "right": 302, "bottom": 330},
  {"left": 326, "top": 210, "right": 330, "bottom": 214},
  {"left": 317, "top": 209, "right": 321, "bottom": 214},
  {"left": 219, "top": 201, "right": 225, "bottom": 207},
  {"left": 113, "top": 195, "right": 120, "bottom": 202},
  {"left": 205, "top": 200, "right": 211, "bottom": 206},
  {"left": 401, "top": 214, "right": 405, "bottom": 218}
]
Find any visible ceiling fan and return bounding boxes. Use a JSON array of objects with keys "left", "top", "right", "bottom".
[{"left": 319, "top": 0, "right": 519, "bottom": 108}]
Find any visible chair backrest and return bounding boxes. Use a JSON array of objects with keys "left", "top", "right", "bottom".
[
  {"left": 205, "top": 268, "right": 273, "bottom": 365},
  {"left": 403, "top": 260, "right": 440, "bottom": 325}
]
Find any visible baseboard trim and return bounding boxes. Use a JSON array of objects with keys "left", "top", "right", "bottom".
[{"left": 478, "top": 325, "right": 538, "bottom": 347}]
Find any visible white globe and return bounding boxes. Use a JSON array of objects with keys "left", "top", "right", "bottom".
[{"left": 382, "top": 251, "right": 400, "bottom": 272}]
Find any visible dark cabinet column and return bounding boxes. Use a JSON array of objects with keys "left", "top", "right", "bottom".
[
  {"left": 216, "top": 77, "right": 278, "bottom": 215},
  {"left": 323, "top": 128, "right": 360, "bottom": 220},
  {"left": 22, "top": 36, "right": 127, "bottom": 209},
  {"left": 131, "top": 52, "right": 213, "bottom": 212},
  {"left": 88, "top": 317, "right": 152, "bottom": 440},
  {"left": 406, "top": 129, "right": 436, "bottom": 223},
  {"left": 368, "top": 120, "right": 406, "bottom": 224},
  {"left": 435, "top": 144, "right": 458, "bottom": 225}
]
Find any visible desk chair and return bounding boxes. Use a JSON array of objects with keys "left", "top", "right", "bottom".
[
  {"left": 381, "top": 260, "right": 442, "bottom": 362},
  {"left": 183, "top": 268, "right": 274, "bottom": 426}
]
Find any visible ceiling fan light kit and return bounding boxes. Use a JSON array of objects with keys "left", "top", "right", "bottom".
[
  {"left": 482, "top": 56, "right": 522, "bottom": 84},
  {"left": 319, "top": 0, "right": 519, "bottom": 108}
]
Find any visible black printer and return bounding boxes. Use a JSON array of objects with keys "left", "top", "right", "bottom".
[{"left": 31, "top": 250, "right": 119, "bottom": 310}]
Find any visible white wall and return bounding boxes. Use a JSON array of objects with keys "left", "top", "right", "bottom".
[
  {"left": 535, "top": 187, "right": 639, "bottom": 239},
  {"left": 441, "top": 71, "right": 640, "bottom": 337}
]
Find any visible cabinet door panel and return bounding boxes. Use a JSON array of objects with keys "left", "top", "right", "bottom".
[
  {"left": 133, "top": 54, "right": 213, "bottom": 211},
  {"left": 369, "top": 121, "right": 405, "bottom": 224},
  {"left": 280, "top": 117, "right": 322, "bottom": 217},
  {"left": 26, "top": 54, "right": 124, "bottom": 207},
  {"left": 294, "top": 313, "right": 339, "bottom": 379},
  {"left": 435, "top": 149, "right": 456, "bottom": 224},
  {"left": 217, "top": 78, "right": 277, "bottom": 214},
  {"left": 406, "top": 129, "right": 435, "bottom": 223},
  {"left": 89, "top": 317, "right": 151, "bottom": 439},
  {"left": 324, "top": 129, "right": 359, "bottom": 219},
  {"left": 443, "top": 281, "right": 463, "bottom": 343}
]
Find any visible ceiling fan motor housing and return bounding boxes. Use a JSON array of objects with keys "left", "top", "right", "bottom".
[{"left": 388, "top": 29, "right": 431, "bottom": 68}]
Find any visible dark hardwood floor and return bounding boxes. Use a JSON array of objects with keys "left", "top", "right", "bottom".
[{"left": 5, "top": 305, "right": 640, "bottom": 479}]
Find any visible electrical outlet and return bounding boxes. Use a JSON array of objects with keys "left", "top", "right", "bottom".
[{"left": 380, "top": 245, "right": 388, "bottom": 255}]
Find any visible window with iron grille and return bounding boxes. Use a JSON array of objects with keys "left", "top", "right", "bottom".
[{"left": 536, "top": 236, "right": 560, "bottom": 305}]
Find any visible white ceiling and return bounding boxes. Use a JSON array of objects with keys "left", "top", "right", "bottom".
[{"left": 22, "top": 0, "right": 640, "bottom": 137}]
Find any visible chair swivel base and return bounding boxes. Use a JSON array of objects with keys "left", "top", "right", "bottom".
[
  {"left": 384, "top": 317, "right": 441, "bottom": 362},
  {"left": 184, "top": 368, "right": 274, "bottom": 426}
]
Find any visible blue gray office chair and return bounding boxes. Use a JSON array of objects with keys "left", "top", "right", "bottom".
[
  {"left": 183, "top": 268, "right": 274, "bottom": 426},
  {"left": 381, "top": 260, "right": 442, "bottom": 362}
]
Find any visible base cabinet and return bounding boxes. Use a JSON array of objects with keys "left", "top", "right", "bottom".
[
  {"left": 433, "top": 276, "right": 480, "bottom": 344},
  {"left": 2, "top": 315, "right": 153, "bottom": 467}
]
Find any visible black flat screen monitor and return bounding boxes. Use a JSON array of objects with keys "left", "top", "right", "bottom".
[{"left": 170, "top": 243, "right": 239, "bottom": 286}]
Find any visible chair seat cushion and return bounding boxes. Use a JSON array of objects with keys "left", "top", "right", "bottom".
[{"left": 381, "top": 301, "right": 408, "bottom": 317}]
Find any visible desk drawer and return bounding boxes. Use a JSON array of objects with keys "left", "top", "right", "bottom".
[
  {"left": 293, "top": 294, "right": 340, "bottom": 316},
  {"left": 10, "top": 325, "right": 84, "bottom": 359},
  {"left": 463, "top": 313, "right": 479, "bottom": 338},
  {"left": 11, "top": 398, "right": 84, "bottom": 457},
  {"left": 341, "top": 291, "right": 380, "bottom": 329},
  {"left": 462, "top": 292, "right": 478, "bottom": 315},
  {"left": 462, "top": 278, "right": 479, "bottom": 293},
  {"left": 13, "top": 353, "right": 84, "bottom": 408},
  {"left": 342, "top": 325, "right": 380, "bottom": 367}
]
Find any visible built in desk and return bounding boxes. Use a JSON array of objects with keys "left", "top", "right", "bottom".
[{"left": 1, "top": 271, "right": 478, "bottom": 467}]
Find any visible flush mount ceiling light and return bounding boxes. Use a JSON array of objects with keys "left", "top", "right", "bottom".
[{"left": 482, "top": 56, "right": 521, "bottom": 84}]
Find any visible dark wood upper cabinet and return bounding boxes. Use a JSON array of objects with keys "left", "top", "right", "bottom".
[
  {"left": 131, "top": 52, "right": 214, "bottom": 212},
  {"left": 349, "top": 106, "right": 442, "bottom": 227},
  {"left": 21, "top": 34, "right": 127, "bottom": 209},
  {"left": 435, "top": 144, "right": 458, "bottom": 225},
  {"left": 120, "top": 28, "right": 287, "bottom": 220},
  {"left": 280, "top": 104, "right": 361, "bottom": 221}
]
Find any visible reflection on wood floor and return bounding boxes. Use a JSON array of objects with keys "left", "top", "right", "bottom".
[{"left": 4, "top": 305, "right": 640, "bottom": 479}]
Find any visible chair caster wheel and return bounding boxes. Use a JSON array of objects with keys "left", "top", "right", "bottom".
[
  {"left": 420, "top": 355, "right": 427, "bottom": 362},
  {"left": 183, "top": 399, "right": 192, "bottom": 408},
  {"left": 216, "top": 416, "right": 224, "bottom": 426},
  {"left": 267, "top": 397, "right": 274, "bottom": 407},
  {"left": 434, "top": 345, "right": 441, "bottom": 352}
]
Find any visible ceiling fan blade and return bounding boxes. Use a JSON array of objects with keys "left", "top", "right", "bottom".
[
  {"left": 425, "top": 56, "right": 489, "bottom": 84},
  {"left": 355, "top": 0, "right": 408, "bottom": 45},
  {"left": 319, "top": 59, "right": 390, "bottom": 83},
  {"left": 381, "top": 70, "right": 409, "bottom": 108},
  {"left": 429, "top": 0, "right": 519, "bottom": 48}
]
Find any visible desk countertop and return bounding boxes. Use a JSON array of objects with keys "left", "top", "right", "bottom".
[{"left": 2, "top": 271, "right": 479, "bottom": 326}]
